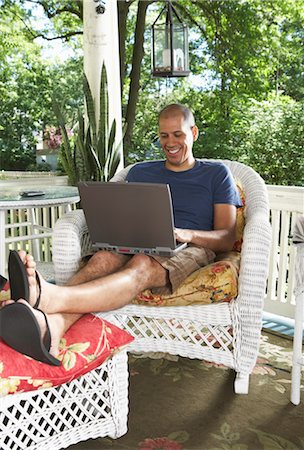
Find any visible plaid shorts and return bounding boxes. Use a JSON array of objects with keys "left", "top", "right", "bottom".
[{"left": 150, "top": 245, "right": 216, "bottom": 295}]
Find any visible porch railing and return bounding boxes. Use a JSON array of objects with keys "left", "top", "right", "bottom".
[
  {"left": 3, "top": 183, "right": 304, "bottom": 320},
  {"left": 265, "top": 185, "right": 304, "bottom": 319},
  {"left": 5, "top": 204, "right": 77, "bottom": 262}
]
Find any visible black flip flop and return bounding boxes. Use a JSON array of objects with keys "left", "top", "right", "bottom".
[
  {"left": 0, "top": 302, "right": 60, "bottom": 366},
  {"left": 8, "top": 250, "right": 41, "bottom": 307}
]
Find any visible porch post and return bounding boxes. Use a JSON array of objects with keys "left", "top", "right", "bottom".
[{"left": 83, "top": 0, "right": 123, "bottom": 169}]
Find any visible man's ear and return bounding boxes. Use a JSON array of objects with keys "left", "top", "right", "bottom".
[{"left": 192, "top": 125, "right": 199, "bottom": 141}]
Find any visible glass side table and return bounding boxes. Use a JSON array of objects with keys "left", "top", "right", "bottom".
[{"left": 0, "top": 186, "right": 80, "bottom": 276}]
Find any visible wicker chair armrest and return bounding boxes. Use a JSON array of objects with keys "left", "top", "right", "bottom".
[
  {"left": 53, "top": 209, "right": 91, "bottom": 285},
  {"left": 233, "top": 211, "right": 272, "bottom": 372}
]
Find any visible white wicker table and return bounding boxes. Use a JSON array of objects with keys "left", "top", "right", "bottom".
[{"left": 0, "top": 186, "right": 79, "bottom": 275}]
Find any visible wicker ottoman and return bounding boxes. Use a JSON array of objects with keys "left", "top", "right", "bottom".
[
  {"left": 0, "top": 314, "right": 133, "bottom": 450},
  {"left": 0, "top": 351, "right": 129, "bottom": 450}
]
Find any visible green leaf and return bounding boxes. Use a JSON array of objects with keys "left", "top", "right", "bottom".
[
  {"left": 89, "top": 144, "right": 103, "bottom": 180},
  {"left": 83, "top": 73, "right": 97, "bottom": 148},
  {"left": 150, "top": 358, "right": 168, "bottom": 374},
  {"left": 99, "top": 63, "right": 109, "bottom": 154},
  {"left": 252, "top": 429, "right": 301, "bottom": 450},
  {"left": 67, "top": 342, "right": 90, "bottom": 353},
  {"left": 167, "top": 431, "right": 189, "bottom": 443},
  {"left": 62, "top": 351, "right": 77, "bottom": 371}
]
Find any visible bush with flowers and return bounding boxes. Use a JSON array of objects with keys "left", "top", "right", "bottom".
[{"left": 43, "top": 126, "right": 73, "bottom": 150}]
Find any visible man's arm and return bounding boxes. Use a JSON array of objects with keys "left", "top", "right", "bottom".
[{"left": 174, "top": 204, "right": 237, "bottom": 253}]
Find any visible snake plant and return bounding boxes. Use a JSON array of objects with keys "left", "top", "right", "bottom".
[{"left": 53, "top": 63, "right": 122, "bottom": 185}]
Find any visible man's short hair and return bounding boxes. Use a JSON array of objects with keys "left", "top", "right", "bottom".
[{"left": 159, "top": 104, "right": 195, "bottom": 128}]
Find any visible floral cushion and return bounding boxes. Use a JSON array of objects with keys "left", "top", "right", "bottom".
[
  {"left": 232, "top": 181, "right": 246, "bottom": 252},
  {"left": 0, "top": 280, "right": 10, "bottom": 301},
  {"left": 0, "top": 314, "right": 133, "bottom": 396},
  {"left": 132, "top": 251, "right": 241, "bottom": 307}
]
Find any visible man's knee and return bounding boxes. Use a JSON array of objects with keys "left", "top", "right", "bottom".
[
  {"left": 127, "top": 254, "right": 169, "bottom": 288},
  {"left": 128, "top": 253, "right": 154, "bottom": 270}
]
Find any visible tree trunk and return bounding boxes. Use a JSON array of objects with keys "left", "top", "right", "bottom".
[
  {"left": 123, "top": 0, "right": 153, "bottom": 161},
  {"left": 117, "top": 1, "right": 133, "bottom": 94}
]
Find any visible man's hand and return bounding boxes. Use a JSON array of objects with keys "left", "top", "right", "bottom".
[
  {"left": 174, "top": 228, "right": 193, "bottom": 243},
  {"left": 173, "top": 204, "right": 238, "bottom": 253}
]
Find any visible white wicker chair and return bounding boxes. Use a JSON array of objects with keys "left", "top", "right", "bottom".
[
  {"left": 52, "top": 159, "right": 272, "bottom": 395},
  {"left": 0, "top": 350, "right": 129, "bottom": 450}
]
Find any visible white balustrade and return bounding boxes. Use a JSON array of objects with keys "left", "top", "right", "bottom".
[{"left": 265, "top": 185, "right": 304, "bottom": 319}]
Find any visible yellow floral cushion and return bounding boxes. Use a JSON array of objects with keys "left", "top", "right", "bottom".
[
  {"left": 0, "top": 314, "right": 133, "bottom": 396},
  {"left": 0, "top": 280, "right": 10, "bottom": 302},
  {"left": 232, "top": 181, "right": 246, "bottom": 252},
  {"left": 132, "top": 251, "right": 241, "bottom": 307}
]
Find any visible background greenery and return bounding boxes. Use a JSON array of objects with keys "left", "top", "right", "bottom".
[{"left": 0, "top": 0, "right": 303, "bottom": 186}]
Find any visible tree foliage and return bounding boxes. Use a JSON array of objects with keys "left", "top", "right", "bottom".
[
  {"left": 0, "top": 0, "right": 303, "bottom": 186},
  {"left": 0, "top": 0, "right": 82, "bottom": 170}
]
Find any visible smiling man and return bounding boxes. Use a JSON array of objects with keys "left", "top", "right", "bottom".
[
  {"left": 126, "top": 104, "right": 241, "bottom": 255},
  {"left": 1, "top": 104, "right": 242, "bottom": 366}
]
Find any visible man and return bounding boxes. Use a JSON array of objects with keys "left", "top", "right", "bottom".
[{"left": 1, "top": 104, "right": 241, "bottom": 365}]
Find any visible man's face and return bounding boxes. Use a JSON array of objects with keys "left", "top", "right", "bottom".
[{"left": 159, "top": 113, "right": 197, "bottom": 171}]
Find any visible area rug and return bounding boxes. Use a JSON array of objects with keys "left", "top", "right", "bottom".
[{"left": 69, "top": 331, "right": 303, "bottom": 450}]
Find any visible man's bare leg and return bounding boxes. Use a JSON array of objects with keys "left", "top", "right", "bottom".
[
  {"left": 25, "top": 253, "right": 169, "bottom": 315},
  {"left": 1, "top": 251, "right": 132, "bottom": 358},
  {"left": 19, "top": 250, "right": 132, "bottom": 301},
  {"left": 3, "top": 251, "right": 131, "bottom": 357},
  {"left": 67, "top": 251, "right": 131, "bottom": 285},
  {"left": 12, "top": 251, "right": 170, "bottom": 358},
  {"left": 2, "top": 250, "right": 144, "bottom": 358}
]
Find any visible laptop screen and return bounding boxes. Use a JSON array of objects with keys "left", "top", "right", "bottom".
[{"left": 78, "top": 181, "right": 186, "bottom": 256}]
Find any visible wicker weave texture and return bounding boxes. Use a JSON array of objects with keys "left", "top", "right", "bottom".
[
  {"left": 0, "top": 351, "right": 129, "bottom": 450},
  {"left": 98, "top": 306, "right": 234, "bottom": 365},
  {"left": 52, "top": 159, "right": 272, "bottom": 391},
  {"left": 291, "top": 217, "right": 304, "bottom": 405}
]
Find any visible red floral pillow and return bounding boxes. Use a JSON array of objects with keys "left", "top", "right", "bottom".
[{"left": 0, "top": 314, "right": 133, "bottom": 396}]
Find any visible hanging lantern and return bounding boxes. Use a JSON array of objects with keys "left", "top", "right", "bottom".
[{"left": 151, "top": 1, "right": 190, "bottom": 78}]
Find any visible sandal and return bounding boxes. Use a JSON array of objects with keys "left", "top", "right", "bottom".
[{"left": 0, "top": 302, "right": 60, "bottom": 366}]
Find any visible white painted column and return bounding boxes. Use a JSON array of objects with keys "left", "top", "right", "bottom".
[{"left": 83, "top": 0, "right": 123, "bottom": 169}]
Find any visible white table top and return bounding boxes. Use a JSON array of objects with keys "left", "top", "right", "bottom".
[{"left": 0, "top": 186, "right": 80, "bottom": 209}]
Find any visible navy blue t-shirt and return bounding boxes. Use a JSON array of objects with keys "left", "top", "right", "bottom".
[{"left": 126, "top": 160, "right": 242, "bottom": 231}]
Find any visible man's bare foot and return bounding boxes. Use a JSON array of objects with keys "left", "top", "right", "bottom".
[{"left": 18, "top": 250, "right": 54, "bottom": 313}]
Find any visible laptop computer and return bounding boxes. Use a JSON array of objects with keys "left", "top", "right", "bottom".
[{"left": 78, "top": 181, "right": 187, "bottom": 257}]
